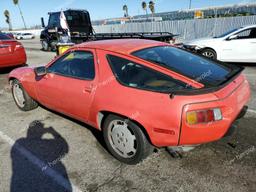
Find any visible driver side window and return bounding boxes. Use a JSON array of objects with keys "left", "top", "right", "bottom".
[{"left": 48, "top": 51, "right": 95, "bottom": 80}]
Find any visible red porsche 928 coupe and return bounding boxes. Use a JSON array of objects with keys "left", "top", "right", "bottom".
[
  {"left": 0, "top": 32, "right": 26, "bottom": 68},
  {"left": 8, "top": 39, "right": 250, "bottom": 164}
]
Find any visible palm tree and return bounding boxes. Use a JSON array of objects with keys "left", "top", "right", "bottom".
[
  {"left": 142, "top": 2, "right": 148, "bottom": 15},
  {"left": 149, "top": 1, "right": 155, "bottom": 17},
  {"left": 123, "top": 5, "right": 128, "bottom": 17},
  {"left": 4, "top": 10, "right": 12, "bottom": 31},
  {"left": 142, "top": 1, "right": 149, "bottom": 21},
  {"left": 13, "top": 0, "right": 27, "bottom": 29}
]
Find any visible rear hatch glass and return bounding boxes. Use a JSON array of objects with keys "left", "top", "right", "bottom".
[
  {"left": 0, "top": 33, "right": 17, "bottom": 54},
  {"left": 0, "top": 33, "right": 12, "bottom": 40},
  {"left": 132, "top": 46, "right": 242, "bottom": 88}
]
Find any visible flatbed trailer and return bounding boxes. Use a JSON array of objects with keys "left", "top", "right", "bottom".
[{"left": 72, "top": 32, "right": 176, "bottom": 43}]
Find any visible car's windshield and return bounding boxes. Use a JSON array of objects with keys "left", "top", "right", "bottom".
[
  {"left": 132, "top": 46, "right": 240, "bottom": 87},
  {"left": 214, "top": 27, "right": 242, "bottom": 38}
]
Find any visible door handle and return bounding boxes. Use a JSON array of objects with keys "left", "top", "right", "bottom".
[{"left": 83, "top": 84, "right": 94, "bottom": 93}]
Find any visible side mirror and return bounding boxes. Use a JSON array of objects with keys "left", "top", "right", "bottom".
[
  {"left": 41, "top": 17, "right": 45, "bottom": 28},
  {"left": 227, "top": 35, "right": 238, "bottom": 41},
  {"left": 34, "top": 66, "right": 47, "bottom": 76}
]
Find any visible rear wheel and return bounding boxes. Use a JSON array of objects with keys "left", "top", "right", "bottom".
[
  {"left": 103, "top": 114, "right": 153, "bottom": 164},
  {"left": 201, "top": 48, "right": 217, "bottom": 60},
  {"left": 11, "top": 79, "right": 38, "bottom": 111}
]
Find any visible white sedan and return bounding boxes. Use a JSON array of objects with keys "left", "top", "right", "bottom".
[
  {"left": 16, "top": 33, "right": 35, "bottom": 40},
  {"left": 183, "top": 25, "right": 256, "bottom": 63}
]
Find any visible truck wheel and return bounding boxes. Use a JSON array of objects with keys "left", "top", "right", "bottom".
[
  {"left": 50, "top": 41, "right": 57, "bottom": 52},
  {"left": 201, "top": 48, "right": 217, "bottom": 60},
  {"left": 103, "top": 114, "right": 153, "bottom": 164},
  {"left": 11, "top": 79, "right": 38, "bottom": 111},
  {"left": 41, "top": 40, "right": 49, "bottom": 51}
]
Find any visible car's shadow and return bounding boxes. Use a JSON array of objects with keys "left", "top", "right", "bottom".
[
  {"left": 10, "top": 121, "right": 72, "bottom": 192},
  {"left": 0, "top": 64, "right": 28, "bottom": 75}
]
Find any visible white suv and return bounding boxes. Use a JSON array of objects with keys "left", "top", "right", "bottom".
[{"left": 183, "top": 25, "right": 256, "bottom": 63}]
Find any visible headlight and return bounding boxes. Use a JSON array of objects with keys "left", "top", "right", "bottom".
[{"left": 183, "top": 44, "right": 201, "bottom": 50}]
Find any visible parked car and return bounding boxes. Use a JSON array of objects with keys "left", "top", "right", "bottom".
[
  {"left": 183, "top": 25, "right": 256, "bottom": 63},
  {"left": 9, "top": 39, "right": 250, "bottom": 164},
  {"left": 0, "top": 33, "right": 27, "bottom": 68},
  {"left": 16, "top": 33, "right": 35, "bottom": 40}
]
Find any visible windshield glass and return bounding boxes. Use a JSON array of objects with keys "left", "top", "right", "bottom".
[
  {"left": 132, "top": 46, "right": 239, "bottom": 87},
  {"left": 214, "top": 27, "right": 241, "bottom": 38}
]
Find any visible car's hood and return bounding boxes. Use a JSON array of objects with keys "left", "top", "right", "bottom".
[{"left": 183, "top": 37, "right": 221, "bottom": 47}]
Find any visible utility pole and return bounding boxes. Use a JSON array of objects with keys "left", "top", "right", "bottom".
[{"left": 189, "top": 0, "right": 192, "bottom": 9}]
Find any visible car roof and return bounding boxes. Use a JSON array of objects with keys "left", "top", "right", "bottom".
[
  {"left": 242, "top": 24, "right": 256, "bottom": 29},
  {"left": 75, "top": 39, "right": 168, "bottom": 55}
]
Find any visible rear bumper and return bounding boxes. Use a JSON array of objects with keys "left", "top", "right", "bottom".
[
  {"left": 0, "top": 48, "right": 26, "bottom": 68},
  {"left": 178, "top": 76, "right": 251, "bottom": 146},
  {"left": 224, "top": 105, "right": 248, "bottom": 137}
]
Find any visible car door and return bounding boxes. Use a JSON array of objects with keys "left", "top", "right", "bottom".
[
  {"left": 220, "top": 27, "right": 256, "bottom": 62},
  {"left": 36, "top": 49, "right": 98, "bottom": 121},
  {"left": 24, "top": 34, "right": 29, "bottom": 39}
]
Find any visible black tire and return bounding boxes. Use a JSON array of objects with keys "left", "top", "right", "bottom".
[
  {"left": 41, "top": 40, "right": 50, "bottom": 51},
  {"left": 201, "top": 48, "right": 217, "bottom": 60},
  {"left": 50, "top": 41, "right": 57, "bottom": 52},
  {"left": 11, "top": 79, "right": 38, "bottom": 111},
  {"left": 103, "top": 114, "right": 153, "bottom": 164}
]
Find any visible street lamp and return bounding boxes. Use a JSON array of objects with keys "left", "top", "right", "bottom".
[{"left": 189, "top": 0, "right": 192, "bottom": 9}]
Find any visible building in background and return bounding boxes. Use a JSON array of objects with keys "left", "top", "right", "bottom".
[{"left": 92, "top": 3, "right": 256, "bottom": 26}]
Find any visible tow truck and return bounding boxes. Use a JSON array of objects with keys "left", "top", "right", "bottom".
[{"left": 40, "top": 9, "right": 176, "bottom": 53}]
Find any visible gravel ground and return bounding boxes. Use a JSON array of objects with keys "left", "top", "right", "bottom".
[{"left": 0, "top": 38, "right": 255, "bottom": 192}]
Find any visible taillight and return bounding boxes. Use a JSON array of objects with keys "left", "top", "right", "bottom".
[
  {"left": 186, "top": 108, "right": 222, "bottom": 125},
  {"left": 15, "top": 42, "right": 23, "bottom": 50}
]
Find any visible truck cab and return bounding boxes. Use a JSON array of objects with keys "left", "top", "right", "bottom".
[{"left": 40, "top": 9, "right": 93, "bottom": 51}]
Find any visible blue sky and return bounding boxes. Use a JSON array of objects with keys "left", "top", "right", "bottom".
[{"left": 1, "top": 0, "right": 256, "bottom": 29}]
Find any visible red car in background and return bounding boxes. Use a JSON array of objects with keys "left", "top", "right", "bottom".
[
  {"left": 0, "top": 33, "right": 26, "bottom": 68},
  {"left": 4, "top": 32, "right": 15, "bottom": 39},
  {"left": 8, "top": 39, "right": 250, "bottom": 164}
]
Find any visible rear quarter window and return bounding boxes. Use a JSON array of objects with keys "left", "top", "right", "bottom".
[{"left": 107, "top": 55, "right": 189, "bottom": 93}]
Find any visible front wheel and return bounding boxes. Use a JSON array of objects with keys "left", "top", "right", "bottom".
[
  {"left": 11, "top": 79, "right": 38, "bottom": 111},
  {"left": 201, "top": 48, "right": 217, "bottom": 60},
  {"left": 103, "top": 114, "right": 153, "bottom": 164}
]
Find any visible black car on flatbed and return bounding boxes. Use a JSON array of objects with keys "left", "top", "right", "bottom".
[{"left": 40, "top": 9, "right": 176, "bottom": 51}]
